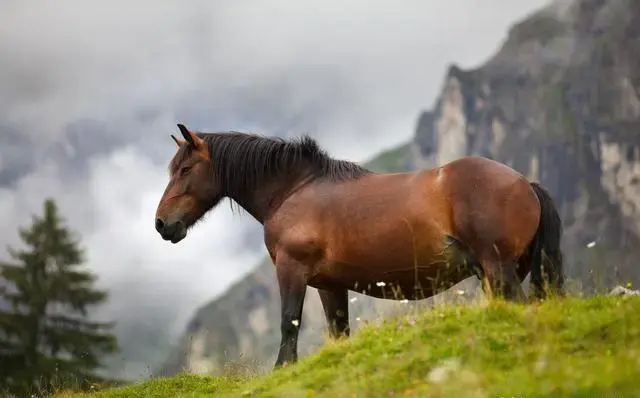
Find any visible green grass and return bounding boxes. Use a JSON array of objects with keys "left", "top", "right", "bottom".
[{"left": 56, "top": 295, "right": 640, "bottom": 397}]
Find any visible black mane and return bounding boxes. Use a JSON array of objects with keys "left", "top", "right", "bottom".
[{"left": 171, "top": 131, "right": 371, "bottom": 198}]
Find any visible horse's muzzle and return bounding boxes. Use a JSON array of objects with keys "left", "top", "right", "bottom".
[{"left": 155, "top": 218, "right": 187, "bottom": 244}]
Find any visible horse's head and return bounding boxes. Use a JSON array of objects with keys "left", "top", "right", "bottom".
[{"left": 155, "top": 124, "right": 221, "bottom": 244}]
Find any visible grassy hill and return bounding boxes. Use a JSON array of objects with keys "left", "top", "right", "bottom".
[{"left": 57, "top": 295, "right": 640, "bottom": 397}]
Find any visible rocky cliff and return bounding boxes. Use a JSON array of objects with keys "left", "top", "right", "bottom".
[
  {"left": 410, "top": 0, "right": 640, "bottom": 290},
  {"left": 158, "top": 0, "right": 640, "bottom": 376}
]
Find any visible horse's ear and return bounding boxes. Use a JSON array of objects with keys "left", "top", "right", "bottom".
[
  {"left": 170, "top": 134, "right": 186, "bottom": 147},
  {"left": 176, "top": 123, "right": 209, "bottom": 159},
  {"left": 177, "top": 123, "right": 195, "bottom": 146},
  {"left": 177, "top": 123, "right": 205, "bottom": 149}
]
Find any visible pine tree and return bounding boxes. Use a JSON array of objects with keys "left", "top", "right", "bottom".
[{"left": 0, "top": 198, "right": 118, "bottom": 396}]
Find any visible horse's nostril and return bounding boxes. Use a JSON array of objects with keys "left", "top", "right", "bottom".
[{"left": 155, "top": 218, "right": 165, "bottom": 232}]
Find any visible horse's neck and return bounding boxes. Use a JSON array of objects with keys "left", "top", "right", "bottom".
[{"left": 228, "top": 170, "right": 314, "bottom": 223}]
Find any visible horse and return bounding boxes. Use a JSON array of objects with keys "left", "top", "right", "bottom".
[{"left": 154, "top": 124, "right": 565, "bottom": 368}]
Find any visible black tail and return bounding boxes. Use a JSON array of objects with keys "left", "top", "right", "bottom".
[{"left": 527, "top": 182, "right": 565, "bottom": 299}]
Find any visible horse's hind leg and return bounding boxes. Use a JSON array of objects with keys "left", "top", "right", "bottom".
[
  {"left": 481, "top": 260, "right": 526, "bottom": 302},
  {"left": 318, "top": 288, "right": 350, "bottom": 339},
  {"left": 516, "top": 255, "right": 539, "bottom": 303}
]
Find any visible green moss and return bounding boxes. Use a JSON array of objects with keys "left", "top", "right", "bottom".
[
  {"left": 57, "top": 296, "right": 640, "bottom": 397},
  {"left": 363, "top": 143, "right": 411, "bottom": 173}
]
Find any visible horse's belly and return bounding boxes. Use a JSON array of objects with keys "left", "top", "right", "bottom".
[
  {"left": 310, "top": 244, "right": 478, "bottom": 301},
  {"left": 364, "top": 262, "right": 475, "bottom": 300}
]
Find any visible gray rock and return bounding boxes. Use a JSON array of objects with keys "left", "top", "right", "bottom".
[{"left": 609, "top": 286, "right": 640, "bottom": 296}]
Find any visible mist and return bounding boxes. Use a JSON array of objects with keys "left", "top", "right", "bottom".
[{"left": 0, "top": 0, "right": 551, "bottom": 378}]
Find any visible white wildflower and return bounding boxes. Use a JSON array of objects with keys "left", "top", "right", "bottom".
[{"left": 427, "top": 357, "right": 462, "bottom": 383}]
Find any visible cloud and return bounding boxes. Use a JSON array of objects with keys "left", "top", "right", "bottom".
[
  {"left": 1, "top": 0, "right": 552, "bottom": 156},
  {"left": 0, "top": 0, "right": 551, "bottom": 378}
]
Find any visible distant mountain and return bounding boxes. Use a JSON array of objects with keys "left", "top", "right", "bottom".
[
  {"left": 157, "top": 0, "right": 640, "bottom": 377},
  {"left": 0, "top": 119, "right": 127, "bottom": 189},
  {"left": 0, "top": 124, "right": 35, "bottom": 186}
]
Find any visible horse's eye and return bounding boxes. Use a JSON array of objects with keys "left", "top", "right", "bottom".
[{"left": 180, "top": 166, "right": 192, "bottom": 175}]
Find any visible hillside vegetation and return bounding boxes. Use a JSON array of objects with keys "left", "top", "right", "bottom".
[{"left": 57, "top": 295, "right": 640, "bottom": 397}]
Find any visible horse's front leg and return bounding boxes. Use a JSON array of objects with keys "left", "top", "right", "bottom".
[
  {"left": 318, "top": 288, "right": 350, "bottom": 339},
  {"left": 274, "top": 257, "right": 307, "bottom": 369}
]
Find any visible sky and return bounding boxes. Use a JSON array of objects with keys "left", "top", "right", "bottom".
[{"left": 0, "top": 0, "right": 552, "bottom": 378}]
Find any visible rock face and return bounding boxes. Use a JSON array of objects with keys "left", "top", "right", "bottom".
[{"left": 159, "top": 0, "right": 640, "bottom": 376}]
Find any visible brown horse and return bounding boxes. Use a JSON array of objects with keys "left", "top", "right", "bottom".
[{"left": 155, "top": 124, "right": 564, "bottom": 368}]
